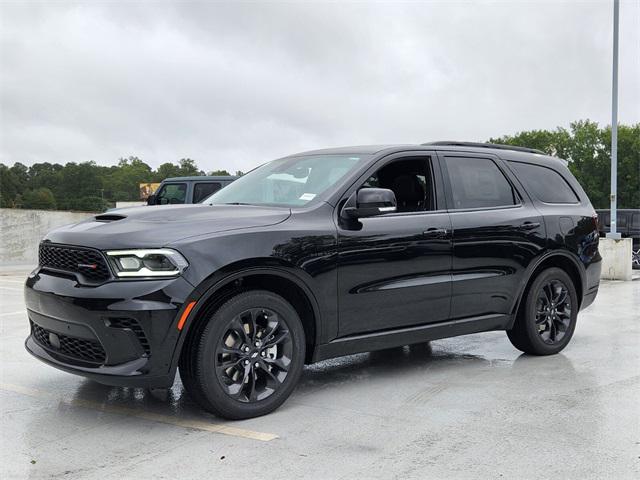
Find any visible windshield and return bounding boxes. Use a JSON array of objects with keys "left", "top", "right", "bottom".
[{"left": 205, "top": 154, "right": 369, "bottom": 207}]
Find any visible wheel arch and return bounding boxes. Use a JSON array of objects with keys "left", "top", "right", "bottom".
[
  {"left": 509, "top": 251, "right": 585, "bottom": 329},
  {"left": 173, "top": 266, "right": 322, "bottom": 371}
]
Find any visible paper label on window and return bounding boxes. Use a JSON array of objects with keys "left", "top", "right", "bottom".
[{"left": 299, "top": 193, "right": 316, "bottom": 201}]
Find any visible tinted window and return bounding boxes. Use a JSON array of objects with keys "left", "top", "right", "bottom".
[
  {"left": 156, "top": 183, "right": 187, "bottom": 205},
  {"left": 361, "top": 157, "right": 435, "bottom": 212},
  {"left": 444, "top": 157, "right": 517, "bottom": 209},
  {"left": 632, "top": 214, "right": 640, "bottom": 229},
  {"left": 511, "top": 162, "right": 579, "bottom": 203},
  {"left": 193, "top": 182, "right": 221, "bottom": 203}
]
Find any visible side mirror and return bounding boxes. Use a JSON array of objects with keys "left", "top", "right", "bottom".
[
  {"left": 147, "top": 194, "right": 156, "bottom": 205},
  {"left": 341, "top": 188, "right": 397, "bottom": 219}
]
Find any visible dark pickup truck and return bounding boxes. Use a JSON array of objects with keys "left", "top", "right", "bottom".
[{"left": 147, "top": 176, "right": 237, "bottom": 205}]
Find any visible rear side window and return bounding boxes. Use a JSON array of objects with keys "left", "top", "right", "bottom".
[
  {"left": 511, "top": 162, "right": 579, "bottom": 203},
  {"left": 633, "top": 214, "right": 640, "bottom": 229},
  {"left": 193, "top": 182, "right": 222, "bottom": 203},
  {"left": 444, "top": 157, "right": 518, "bottom": 209}
]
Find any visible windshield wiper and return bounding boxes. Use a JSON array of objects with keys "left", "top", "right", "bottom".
[{"left": 222, "top": 202, "right": 255, "bottom": 206}]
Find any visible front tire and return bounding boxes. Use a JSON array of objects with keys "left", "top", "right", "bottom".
[
  {"left": 180, "top": 290, "right": 305, "bottom": 419},
  {"left": 507, "top": 268, "right": 578, "bottom": 355}
]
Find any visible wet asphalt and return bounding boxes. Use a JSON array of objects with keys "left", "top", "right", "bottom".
[{"left": 1, "top": 267, "right": 638, "bottom": 479}]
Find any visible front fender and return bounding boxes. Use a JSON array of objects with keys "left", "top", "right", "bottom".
[{"left": 167, "top": 262, "right": 325, "bottom": 378}]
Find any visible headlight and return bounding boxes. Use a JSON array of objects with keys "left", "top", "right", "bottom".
[{"left": 105, "top": 249, "right": 189, "bottom": 278}]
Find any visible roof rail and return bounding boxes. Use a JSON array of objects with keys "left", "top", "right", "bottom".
[{"left": 423, "top": 141, "right": 546, "bottom": 155}]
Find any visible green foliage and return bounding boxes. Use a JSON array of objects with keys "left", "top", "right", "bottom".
[
  {"left": 209, "top": 169, "right": 231, "bottom": 176},
  {"left": 22, "top": 188, "right": 57, "bottom": 210},
  {"left": 489, "top": 120, "right": 639, "bottom": 209},
  {"left": 0, "top": 157, "right": 223, "bottom": 212},
  {"left": 154, "top": 158, "right": 203, "bottom": 181},
  {"left": 72, "top": 196, "right": 107, "bottom": 212}
]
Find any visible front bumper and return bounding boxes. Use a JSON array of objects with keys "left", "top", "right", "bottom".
[{"left": 24, "top": 268, "right": 194, "bottom": 388}]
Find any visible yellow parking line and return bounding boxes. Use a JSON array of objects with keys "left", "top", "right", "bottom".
[{"left": 0, "top": 382, "right": 278, "bottom": 442}]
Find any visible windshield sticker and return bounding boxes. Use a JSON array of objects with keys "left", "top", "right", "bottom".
[{"left": 299, "top": 193, "right": 316, "bottom": 201}]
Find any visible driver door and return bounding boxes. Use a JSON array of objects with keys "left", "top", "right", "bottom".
[
  {"left": 336, "top": 153, "right": 452, "bottom": 336},
  {"left": 155, "top": 182, "right": 187, "bottom": 205}
]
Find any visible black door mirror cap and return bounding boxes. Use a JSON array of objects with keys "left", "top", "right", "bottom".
[{"left": 341, "top": 188, "right": 397, "bottom": 219}]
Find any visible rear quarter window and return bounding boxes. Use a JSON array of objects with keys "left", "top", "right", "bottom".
[{"left": 511, "top": 162, "right": 579, "bottom": 204}]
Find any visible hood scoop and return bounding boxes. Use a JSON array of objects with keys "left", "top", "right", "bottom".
[{"left": 94, "top": 213, "right": 127, "bottom": 222}]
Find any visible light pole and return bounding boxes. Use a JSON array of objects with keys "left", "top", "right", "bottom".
[{"left": 607, "top": 0, "right": 620, "bottom": 240}]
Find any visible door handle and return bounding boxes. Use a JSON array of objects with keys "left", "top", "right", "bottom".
[
  {"left": 423, "top": 228, "right": 448, "bottom": 238},
  {"left": 518, "top": 222, "right": 541, "bottom": 231}
]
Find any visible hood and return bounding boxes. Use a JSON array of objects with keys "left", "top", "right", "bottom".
[{"left": 43, "top": 204, "right": 291, "bottom": 250}]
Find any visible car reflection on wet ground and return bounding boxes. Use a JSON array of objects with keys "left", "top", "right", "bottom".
[{"left": 1, "top": 267, "right": 638, "bottom": 479}]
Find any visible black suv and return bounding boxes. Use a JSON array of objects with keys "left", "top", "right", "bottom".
[{"left": 25, "top": 142, "right": 601, "bottom": 419}]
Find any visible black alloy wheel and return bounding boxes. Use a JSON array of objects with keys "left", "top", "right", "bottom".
[
  {"left": 507, "top": 267, "right": 578, "bottom": 355},
  {"left": 215, "top": 308, "right": 293, "bottom": 403},
  {"left": 180, "top": 290, "right": 305, "bottom": 419},
  {"left": 534, "top": 279, "right": 572, "bottom": 345}
]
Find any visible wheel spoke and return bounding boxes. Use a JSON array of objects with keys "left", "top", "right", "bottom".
[
  {"left": 247, "top": 367, "right": 258, "bottom": 402},
  {"left": 260, "top": 363, "right": 283, "bottom": 389},
  {"left": 263, "top": 355, "right": 290, "bottom": 372},
  {"left": 549, "top": 319, "right": 558, "bottom": 341},
  {"left": 555, "top": 289, "right": 568, "bottom": 306},
  {"left": 264, "top": 329, "right": 290, "bottom": 348},
  {"left": 229, "top": 316, "right": 251, "bottom": 346},
  {"left": 542, "top": 284, "right": 554, "bottom": 304}
]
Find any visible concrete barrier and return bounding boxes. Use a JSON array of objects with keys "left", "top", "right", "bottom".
[
  {"left": 599, "top": 237, "right": 633, "bottom": 281},
  {"left": 0, "top": 208, "right": 96, "bottom": 265}
]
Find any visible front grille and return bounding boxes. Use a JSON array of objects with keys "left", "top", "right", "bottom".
[
  {"left": 31, "top": 322, "right": 106, "bottom": 363},
  {"left": 108, "top": 317, "right": 151, "bottom": 356},
  {"left": 39, "top": 243, "right": 111, "bottom": 283}
]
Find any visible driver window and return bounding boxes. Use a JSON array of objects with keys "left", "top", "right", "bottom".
[
  {"left": 362, "top": 157, "right": 435, "bottom": 213},
  {"left": 156, "top": 183, "right": 187, "bottom": 205}
]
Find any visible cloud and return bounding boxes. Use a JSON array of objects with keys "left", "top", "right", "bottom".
[{"left": 1, "top": 0, "right": 638, "bottom": 173}]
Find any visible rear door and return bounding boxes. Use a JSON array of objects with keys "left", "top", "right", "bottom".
[{"left": 439, "top": 152, "right": 546, "bottom": 319}]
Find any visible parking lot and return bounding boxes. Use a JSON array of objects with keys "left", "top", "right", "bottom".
[{"left": 1, "top": 266, "right": 638, "bottom": 479}]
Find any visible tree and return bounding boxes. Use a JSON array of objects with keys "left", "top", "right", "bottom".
[
  {"left": 103, "top": 156, "right": 153, "bottom": 201},
  {"left": 55, "top": 161, "right": 104, "bottom": 209},
  {"left": 177, "top": 158, "right": 202, "bottom": 176},
  {"left": 73, "top": 196, "right": 107, "bottom": 212},
  {"left": 155, "top": 162, "right": 183, "bottom": 181},
  {"left": 0, "top": 163, "right": 21, "bottom": 207},
  {"left": 22, "top": 188, "right": 57, "bottom": 210},
  {"left": 209, "top": 169, "right": 231, "bottom": 176}
]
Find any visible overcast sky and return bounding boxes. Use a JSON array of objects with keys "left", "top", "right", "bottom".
[{"left": 1, "top": 0, "right": 638, "bottom": 173}]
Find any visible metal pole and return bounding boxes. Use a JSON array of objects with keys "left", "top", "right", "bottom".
[{"left": 607, "top": 0, "right": 621, "bottom": 239}]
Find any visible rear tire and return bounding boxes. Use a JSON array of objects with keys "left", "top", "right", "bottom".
[
  {"left": 180, "top": 290, "right": 305, "bottom": 419},
  {"left": 507, "top": 268, "right": 578, "bottom": 355}
]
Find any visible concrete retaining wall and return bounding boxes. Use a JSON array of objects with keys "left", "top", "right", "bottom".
[{"left": 0, "top": 208, "right": 96, "bottom": 265}]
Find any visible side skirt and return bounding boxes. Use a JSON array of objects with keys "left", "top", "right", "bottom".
[{"left": 312, "top": 314, "right": 512, "bottom": 363}]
